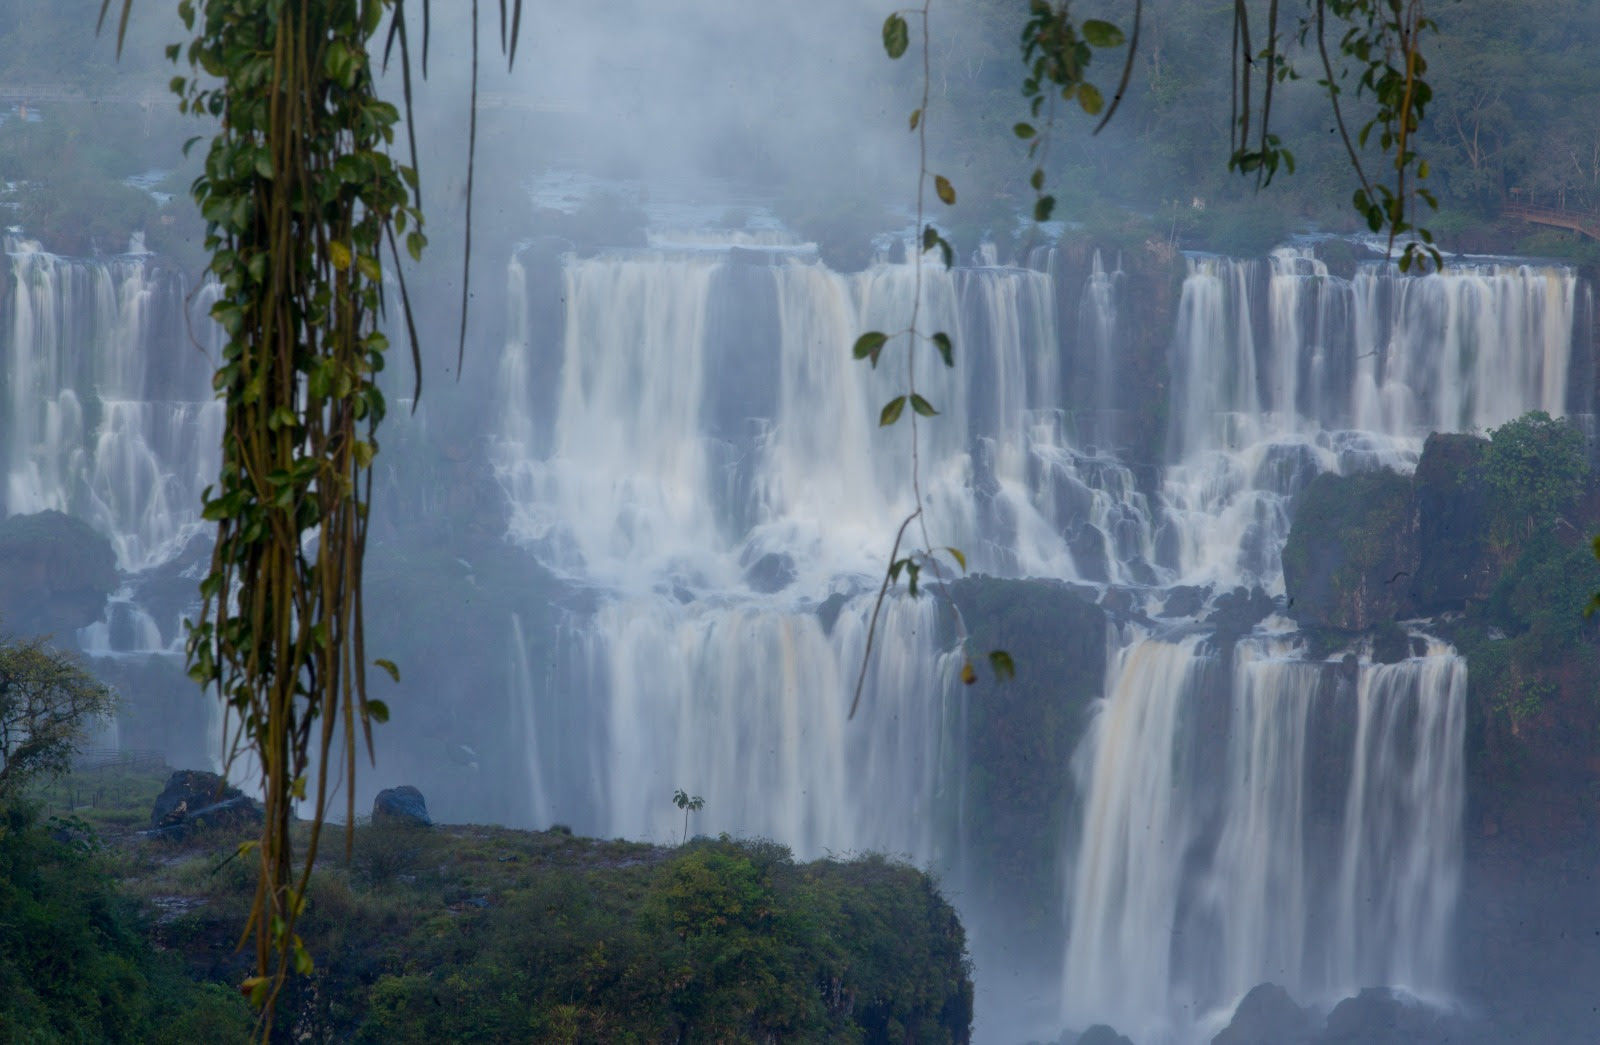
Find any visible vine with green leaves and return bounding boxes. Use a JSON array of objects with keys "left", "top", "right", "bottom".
[{"left": 98, "top": 0, "right": 523, "bottom": 1036}]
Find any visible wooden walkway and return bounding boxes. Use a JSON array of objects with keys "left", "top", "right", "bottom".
[{"left": 1504, "top": 201, "right": 1600, "bottom": 241}]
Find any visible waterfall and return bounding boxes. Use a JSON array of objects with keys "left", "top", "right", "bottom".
[
  {"left": 8, "top": 213, "right": 1581, "bottom": 1040},
  {"left": 2, "top": 238, "right": 222, "bottom": 579},
  {"left": 1062, "top": 631, "right": 1466, "bottom": 1042}
]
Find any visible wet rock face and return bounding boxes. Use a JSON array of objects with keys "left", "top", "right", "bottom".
[
  {"left": 1411, "top": 432, "right": 1496, "bottom": 611},
  {"left": 373, "top": 785, "right": 432, "bottom": 827},
  {"left": 0, "top": 510, "right": 118, "bottom": 638},
  {"left": 1281, "top": 469, "right": 1417, "bottom": 631},
  {"left": 1211, "top": 982, "right": 1309, "bottom": 1045}
]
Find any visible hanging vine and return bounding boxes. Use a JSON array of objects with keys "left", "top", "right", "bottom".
[
  {"left": 169, "top": 0, "right": 419, "bottom": 1029},
  {"left": 96, "top": 0, "right": 522, "bottom": 1036}
]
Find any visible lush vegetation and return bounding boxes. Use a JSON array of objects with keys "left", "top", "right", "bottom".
[
  {"left": 0, "top": 634, "right": 253, "bottom": 1044},
  {"left": 118, "top": 812, "right": 973, "bottom": 1043}
]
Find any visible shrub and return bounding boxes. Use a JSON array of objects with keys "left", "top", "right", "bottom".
[{"left": 1484, "top": 410, "right": 1588, "bottom": 534}]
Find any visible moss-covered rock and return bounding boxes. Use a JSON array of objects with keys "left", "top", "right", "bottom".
[
  {"left": 1282, "top": 469, "right": 1416, "bottom": 630},
  {"left": 0, "top": 510, "right": 118, "bottom": 638}
]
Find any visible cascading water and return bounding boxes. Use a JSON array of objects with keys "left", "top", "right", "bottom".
[
  {"left": 490, "top": 233, "right": 1582, "bottom": 1043},
  {"left": 7, "top": 210, "right": 1587, "bottom": 1041},
  {"left": 3, "top": 238, "right": 222, "bottom": 586}
]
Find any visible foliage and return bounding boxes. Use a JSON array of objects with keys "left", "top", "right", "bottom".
[
  {"left": 672, "top": 788, "right": 705, "bottom": 846},
  {"left": 167, "top": 0, "right": 426, "bottom": 1019},
  {"left": 139, "top": 826, "right": 972, "bottom": 1043},
  {"left": 0, "top": 637, "right": 118, "bottom": 799},
  {"left": 0, "top": 802, "right": 253, "bottom": 1043},
  {"left": 1484, "top": 410, "right": 1587, "bottom": 534}
]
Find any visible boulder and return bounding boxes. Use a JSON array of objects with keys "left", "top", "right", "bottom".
[
  {"left": 151, "top": 770, "right": 243, "bottom": 829},
  {"left": 1206, "top": 585, "right": 1279, "bottom": 639},
  {"left": 1159, "top": 584, "right": 1210, "bottom": 619},
  {"left": 1212, "top": 983, "right": 1309, "bottom": 1045},
  {"left": 1314, "top": 987, "right": 1451, "bottom": 1045},
  {"left": 148, "top": 769, "right": 260, "bottom": 840},
  {"left": 373, "top": 785, "right": 432, "bottom": 827},
  {"left": 0, "top": 510, "right": 119, "bottom": 637},
  {"left": 743, "top": 551, "right": 797, "bottom": 594},
  {"left": 1282, "top": 470, "right": 1417, "bottom": 630}
]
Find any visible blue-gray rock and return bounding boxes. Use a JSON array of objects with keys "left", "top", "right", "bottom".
[
  {"left": 373, "top": 785, "right": 432, "bottom": 826},
  {"left": 1213, "top": 983, "right": 1309, "bottom": 1045}
]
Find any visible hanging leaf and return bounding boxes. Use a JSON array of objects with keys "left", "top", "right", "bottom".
[
  {"left": 988, "top": 649, "right": 1016, "bottom": 681},
  {"left": 1034, "top": 195, "right": 1056, "bottom": 222},
  {"left": 934, "top": 174, "right": 956, "bottom": 205},
  {"left": 853, "top": 331, "right": 889, "bottom": 363},
  {"left": 945, "top": 546, "right": 967, "bottom": 571},
  {"left": 1014, "top": 122, "right": 1036, "bottom": 139},
  {"left": 909, "top": 108, "right": 922, "bottom": 131},
  {"left": 960, "top": 660, "right": 977, "bottom": 685},
  {"left": 910, "top": 394, "right": 938, "bottom": 417},
  {"left": 880, "top": 396, "right": 908, "bottom": 426},
  {"left": 1031, "top": 168, "right": 1045, "bottom": 191},
  {"left": 1081, "top": 19, "right": 1126, "bottom": 48},
  {"left": 882, "top": 13, "right": 910, "bottom": 59},
  {"left": 931, "top": 331, "right": 954, "bottom": 367},
  {"left": 1078, "top": 83, "right": 1105, "bottom": 116},
  {"left": 923, "top": 224, "right": 939, "bottom": 252}
]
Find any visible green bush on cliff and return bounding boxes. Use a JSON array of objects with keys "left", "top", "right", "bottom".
[
  {"left": 149, "top": 827, "right": 973, "bottom": 1043},
  {"left": 1484, "top": 411, "right": 1587, "bottom": 536}
]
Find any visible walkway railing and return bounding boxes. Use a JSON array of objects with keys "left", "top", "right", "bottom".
[{"left": 1504, "top": 201, "right": 1600, "bottom": 241}]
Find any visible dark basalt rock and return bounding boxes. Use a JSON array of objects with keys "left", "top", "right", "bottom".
[
  {"left": 1206, "top": 585, "right": 1279, "bottom": 639},
  {"left": 1212, "top": 983, "right": 1310, "bottom": 1045},
  {"left": 1411, "top": 432, "right": 1495, "bottom": 611},
  {"left": 1159, "top": 584, "right": 1210, "bottom": 619},
  {"left": 1281, "top": 469, "right": 1417, "bottom": 630},
  {"left": 373, "top": 785, "right": 432, "bottom": 827},
  {"left": 743, "top": 551, "right": 797, "bottom": 594},
  {"left": 1074, "top": 1025, "right": 1135, "bottom": 1045},
  {"left": 151, "top": 770, "right": 244, "bottom": 829},
  {"left": 147, "top": 770, "right": 260, "bottom": 840},
  {"left": 1314, "top": 987, "right": 1453, "bottom": 1045},
  {"left": 0, "top": 510, "right": 119, "bottom": 638}
]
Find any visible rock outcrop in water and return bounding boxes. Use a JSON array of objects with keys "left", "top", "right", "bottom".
[{"left": 0, "top": 510, "right": 118, "bottom": 637}]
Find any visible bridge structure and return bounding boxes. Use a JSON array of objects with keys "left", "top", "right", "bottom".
[
  {"left": 1503, "top": 200, "right": 1600, "bottom": 242},
  {"left": 0, "top": 83, "right": 583, "bottom": 114}
]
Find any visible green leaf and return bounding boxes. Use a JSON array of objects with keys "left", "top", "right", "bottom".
[
  {"left": 938, "top": 236, "right": 953, "bottom": 270},
  {"left": 882, "top": 13, "right": 910, "bottom": 59},
  {"left": 1031, "top": 168, "right": 1045, "bottom": 191},
  {"left": 374, "top": 658, "right": 400, "bottom": 683},
  {"left": 906, "top": 560, "right": 920, "bottom": 597},
  {"left": 922, "top": 224, "right": 939, "bottom": 252},
  {"left": 365, "top": 698, "right": 391, "bottom": 724},
  {"left": 853, "top": 331, "right": 889, "bottom": 362},
  {"left": 909, "top": 108, "right": 921, "bottom": 131},
  {"left": 961, "top": 660, "right": 977, "bottom": 684},
  {"left": 1014, "top": 122, "right": 1036, "bottom": 139},
  {"left": 934, "top": 174, "right": 956, "bottom": 206},
  {"left": 1081, "top": 19, "right": 1125, "bottom": 47},
  {"left": 910, "top": 394, "right": 938, "bottom": 417},
  {"left": 328, "top": 241, "right": 352, "bottom": 271},
  {"left": 945, "top": 546, "right": 967, "bottom": 571},
  {"left": 988, "top": 649, "right": 1016, "bottom": 681},
  {"left": 931, "top": 331, "right": 954, "bottom": 367},
  {"left": 880, "top": 396, "right": 907, "bottom": 426},
  {"left": 1034, "top": 195, "right": 1056, "bottom": 222},
  {"left": 1078, "top": 83, "right": 1105, "bottom": 115}
]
